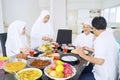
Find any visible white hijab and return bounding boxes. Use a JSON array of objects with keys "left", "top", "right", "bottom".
[
  {"left": 30, "top": 10, "right": 54, "bottom": 49},
  {"left": 5, "top": 20, "right": 28, "bottom": 56}
]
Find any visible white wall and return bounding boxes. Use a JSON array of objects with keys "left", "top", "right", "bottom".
[
  {"left": 2, "top": 0, "right": 66, "bottom": 41},
  {"left": 102, "top": 0, "right": 120, "bottom": 9},
  {"left": 2, "top": 0, "right": 40, "bottom": 34},
  {"left": 50, "top": 0, "right": 67, "bottom": 40},
  {"left": 0, "top": 0, "right": 3, "bottom": 33},
  {"left": 38, "top": 0, "right": 50, "bottom": 10},
  {"left": 67, "top": 0, "right": 102, "bottom": 9},
  {"left": 67, "top": 0, "right": 102, "bottom": 35}
]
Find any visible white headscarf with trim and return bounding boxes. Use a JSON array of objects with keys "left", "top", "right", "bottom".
[
  {"left": 30, "top": 10, "right": 54, "bottom": 48},
  {"left": 5, "top": 20, "right": 28, "bottom": 56}
]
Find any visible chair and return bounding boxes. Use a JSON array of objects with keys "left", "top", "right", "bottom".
[
  {"left": 0, "top": 33, "right": 7, "bottom": 56},
  {"left": 56, "top": 29, "right": 72, "bottom": 44}
]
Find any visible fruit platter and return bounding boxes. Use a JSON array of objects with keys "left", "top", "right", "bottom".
[{"left": 44, "top": 60, "right": 76, "bottom": 80}]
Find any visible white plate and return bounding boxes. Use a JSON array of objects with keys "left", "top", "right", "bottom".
[
  {"left": 61, "top": 55, "right": 78, "bottom": 62},
  {"left": 44, "top": 65, "right": 76, "bottom": 80},
  {"left": 68, "top": 47, "right": 75, "bottom": 50}
]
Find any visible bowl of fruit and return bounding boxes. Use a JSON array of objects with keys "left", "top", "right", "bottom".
[{"left": 44, "top": 60, "right": 76, "bottom": 80}]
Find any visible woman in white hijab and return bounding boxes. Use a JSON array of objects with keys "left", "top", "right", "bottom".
[
  {"left": 30, "top": 10, "right": 54, "bottom": 49},
  {"left": 5, "top": 20, "right": 30, "bottom": 57}
]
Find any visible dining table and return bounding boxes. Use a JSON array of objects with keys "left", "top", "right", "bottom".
[{"left": 0, "top": 46, "right": 91, "bottom": 80}]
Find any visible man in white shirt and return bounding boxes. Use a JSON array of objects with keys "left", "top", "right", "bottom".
[
  {"left": 75, "top": 17, "right": 119, "bottom": 80},
  {"left": 73, "top": 23, "right": 94, "bottom": 48}
]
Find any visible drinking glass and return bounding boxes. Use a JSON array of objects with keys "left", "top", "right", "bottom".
[
  {"left": 63, "top": 47, "right": 68, "bottom": 53},
  {"left": 54, "top": 43, "right": 59, "bottom": 53},
  {"left": 29, "top": 50, "right": 34, "bottom": 56}
]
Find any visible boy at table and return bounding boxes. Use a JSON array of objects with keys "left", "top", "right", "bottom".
[{"left": 74, "top": 16, "right": 119, "bottom": 80}]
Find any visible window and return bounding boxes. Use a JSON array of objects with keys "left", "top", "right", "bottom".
[
  {"left": 102, "top": 6, "right": 120, "bottom": 24},
  {"left": 116, "top": 7, "right": 120, "bottom": 22},
  {"left": 104, "top": 9, "right": 109, "bottom": 23},
  {"left": 101, "top": 10, "right": 104, "bottom": 16},
  {"left": 109, "top": 8, "right": 116, "bottom": 22}
]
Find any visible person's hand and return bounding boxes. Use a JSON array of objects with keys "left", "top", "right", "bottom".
[
  {"left": 42, "top": 36, "right": 49, "bottom": 41},
  {"left": 16, "top": 53, "right": 28, "bottom": 60},
  {"left": 83, "top": 46, "right": 90, "bottom": 50},
  {"left": 82, "top": 46, "right": 94, "bottom": 52},
  {"left": 48, "top": 38, "right": 53, "bottom": 42},
  {"left": 42, "top": 36, "right": 53, "bottom": 42},
  {"left": 20, "top": 48, "right": 31, "bottom": 54},
  {"left": 74, "top": 46, "right": 86, "bottom": 57}
]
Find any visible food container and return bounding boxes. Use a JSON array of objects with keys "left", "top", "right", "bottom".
[
  {"left": 15, "top": 68, "right": 42, "bottom": 80},
  {"left": 44, "top": 63, "right": 76, "bottom": 80},
  {"left": 60, "top": 54, "right": 80, "bottom": 65},
  {"left": 27, "top": 57, "right": 52, "bottom": 69},
  {"left": 3, "top": 58, "right": 27, "bottom": 74},
  {"left": 0, "top": 57, "right": 9, "bottom": 69}
]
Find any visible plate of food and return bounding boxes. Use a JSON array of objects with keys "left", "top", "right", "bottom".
[
  {"left": 27, "top": 57, "right": 52, "bottom": 69},
  {"left": 37, "top": 44, "right": 53, "bottom": 52},
  {"left": 39, "top": 51, "right": 54, "bottom": 58},
  {"left": 3, "top": 58, "right": 27, "bottom": 74},
  {"left": 71, "top": 49, "right": 89, "bottom": 54},
  {"left": 44, "top": 60, "right": 76, "bottom": 80},
  {"left": 15, "top": 68, "right": 42, "bottom": 80}
]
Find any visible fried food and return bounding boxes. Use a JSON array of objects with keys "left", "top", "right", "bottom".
[
  {"left": 16, "top": 53, "right": 28, "bottom": 60},
  {"left": 30, "top": 59, "right": 51, "bottom": 69}
]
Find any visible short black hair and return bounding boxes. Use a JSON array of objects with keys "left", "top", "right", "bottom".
[{"left": 92, "top": 16, "right": 107, "bottom": 30}]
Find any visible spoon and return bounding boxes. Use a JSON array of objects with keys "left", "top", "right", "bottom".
[{"left": 14, "top": 71, "right": 21, "bottom": 80}]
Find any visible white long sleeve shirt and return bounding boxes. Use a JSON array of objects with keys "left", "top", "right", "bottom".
[
  {"left": 93, "top": 30, "right": 119, "bottom": 80},
  {"left": 73, "top": 33, "right": 94, "bottom": 48}
]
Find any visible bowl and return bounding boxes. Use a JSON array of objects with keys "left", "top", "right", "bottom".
[
  {"left": 60, "top": 54, "right": 79, "bottom": 65},
  {"left": 0, "top": 57, "right": 9, "bottom": 69},
  {"left": 3, "top": 58, "right": 27, "bottom": 74},
  {"left": 16, "top": 68, "right": 42, "bottom": 80},
  {"left": 44, "top": 64, "right": 76, "bottom": 80},
  {"left": 39, "top": 51, "right": 54, "bottom": 58},
  {"left": 27, "top": 57, "right": 52, "bottom": 69},
  {"left": 37, "top": 44, "right": 53, "bottom": 52}
]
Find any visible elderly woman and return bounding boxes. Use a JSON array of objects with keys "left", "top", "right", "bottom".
[
  {"left": 5, "top": 20, "right": 30, "bottom": 57},
  {"left": 73, "top": 22, "right": 94, "bottom": 48},
  {"left": 30, "top": 10, "right": 54, "bottom": 49}
]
